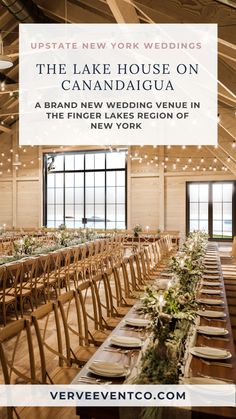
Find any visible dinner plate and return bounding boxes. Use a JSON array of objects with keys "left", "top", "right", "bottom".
[
  {"left": 201, "top": 289, "right": 222, "bottom": 295},
  {"left": 198, "top": 298, "right": 224, "bottom": 305},
  {"left": 204, "top": 270, "right": 220, "bottom": 275},
  {"left": 88, "top": 361, "right": 129, "bottom": 378},
  {"left": 184, "top": 377, "right": 229, "bottom": 385},
  {"left": 196, "top": 325, "right": 228, "bottom": 336},
  {"left": 124, "top": 318, "right": 151, "bottom": 328},
  {"left": 190, "top": 346, "right": 231, "bottom": 360},
  {"left": 201, "top": 281, "right": 222, "bottom": 287},
  {"left": 197, "top": 310, "right": 226, "bottom": 318},
  {"left": 203, "top": 275, "right": 221, "bottom": 280},
  {"left": 109, "top": 335, "right": 143, "bottom": 348}
]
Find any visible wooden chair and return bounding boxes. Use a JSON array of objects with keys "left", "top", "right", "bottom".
[
  {"left": 31, "top": 302, "right": 79, "bottom": 383},
  {"left": 104, "top": 268, "right": 130, "bottom": 317},
  {"left": 57, "top": 291, "right": 96, "bottom": 366},
  {"left": 128, "top": 255, "right": 145, "bottom": 292},
  {"left": 30, "top": 256, "right": 47, "bottom": 307},
  {"left": 91, "top": 274, "right": 120, "bottom": 331},
  {"left": 19, "top": 258, "right": 35, "bottom": 316},
  {"left": 0, "top": 265, "right": 18, "bottom": 325},
  {"left": 121, "top": 258, "right": 138, "bottom": 301},
  {"left": 112, "top": 263, "right": 136, "bottom": 307},
  {"left": 70, "top": 245, "right": 84, "bottom": 288},
  {"left": 35, "top": 254, "right": 54, "bottom": 302},
  {"left": 77, "top": 280, "right": 110, "bottom": 346},
  {"left": 0, "top": 318, "right": 39, "bottom": 419},
  {"left": 46, "top": 252, "right": 62, "bottom": 298},
  {"left": 5, "top": 262, "right": 23, "bottom": 318}
]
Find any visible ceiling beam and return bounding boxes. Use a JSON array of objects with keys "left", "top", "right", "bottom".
[
  {"left": 214, "top": 0, "right": 236, "bottom": 8},
  {"left": 219, "top": 123, "right": 236, "bottom": 142},
  {"left": 134, "top": 1, "right": 236, "bottom": 44},
  {"left": 219, "top": 58, "right": 236, "bottom": 97},
  {"left": 37, "top": 0, "right": 112, "bottom": 23},
  {"left": 218, "top": 38, "right": 236, "bottom": 64},
  {"left": 4, "top": 44, "right": 18, "bottom": 58},
  {"left": 0, "top": 83, "right": 19, "bottom": 94},
  {"left": 218, "top": 82, "right": 236, "bottom": 108},
  {"left": 106, "top": 0, "right": 139, "bottom": 23},
  {"left": 206, "top": 145, "right": 236, "bottom": 175},
  {"left": 0, "top": 124, "right": 11, "bottom": 134}
]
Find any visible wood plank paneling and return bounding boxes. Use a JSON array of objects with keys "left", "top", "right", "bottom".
[
  {"left": 130, "top": 176, "right": 159, "bottom": 229},
  {"left": 0, "top": 181, "right": 12, "bottom": 226},
  {"left": 16, "top": 180, "right": 40, "bottom": 228}
]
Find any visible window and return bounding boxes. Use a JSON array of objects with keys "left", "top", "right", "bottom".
[
  {"left": 187, "top": 182, "right": 235, "bottom": 239},
  {"left": 44, "top": 150, "right": 127, "bottom": 229}
]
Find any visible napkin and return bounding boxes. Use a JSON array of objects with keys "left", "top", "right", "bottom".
[
  {"left": 197, "top": 326, "right": 227, "bottom": 336},
  {"left": 89, "top": 361, "right": 125, "bottom": 376},
  {"left": 124, "top": 318, "right": 151, "bottom": 327},
  {"left": 110, "top": 335, "right": 142, "bottom": 347},
  {"left": 201, "top": 289, "right": 222, "bottom": 295},
  {"left": 198, "top": 298, "right": 223, "bottom": 305},
  {"left": 190, "top": 346, "right": 230, "bottom": 359},
  {"left": 197, "top": 310, "right": 226, "bottom": 318},
  {"left": 201, "top": 281, "right": 221, "bottom": 287}
]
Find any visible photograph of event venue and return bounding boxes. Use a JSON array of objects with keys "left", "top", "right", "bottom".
[{"left": 0, "top": 1, "right": 235, "bottom": 419}]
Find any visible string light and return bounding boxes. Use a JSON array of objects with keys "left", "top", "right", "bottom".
[
  {"left": 200, "top": 157, "right": 204, "bottom": 163},
  {"left": 232, "top": 141, "right": 236, "bottom": 148}
]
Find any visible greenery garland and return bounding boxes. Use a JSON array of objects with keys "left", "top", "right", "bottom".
[{"left": 134, "top": 231, "right": 208, "bottom": 386}]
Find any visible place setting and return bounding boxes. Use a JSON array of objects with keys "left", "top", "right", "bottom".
[
  {"left": 196, "top": 325, "right": 229, "bottom": 336},
  {"left": 200, "top": 288, "right": 222, "bottom": 295},
  {"left": 197, "top": 296, "right": 225, "bottom": 306},
  {"left": 201, "top": 281, "right": 222, "bottom": 287},
  {"left": 197, "top": 309, "right": 227, "bottom": 319},
  {"left": 190, "top": 346, "right": 232, "bottom": 361}
]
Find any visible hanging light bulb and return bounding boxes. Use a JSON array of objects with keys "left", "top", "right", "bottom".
[
  {"left": 232, "top": 141, "right": 236, "bottom": 148},
  {"left": 0, "top": 34, "right": 13, "bottom": 69},
  {"left": 200, "top": 157, "right": 204, "bottom": 163}
]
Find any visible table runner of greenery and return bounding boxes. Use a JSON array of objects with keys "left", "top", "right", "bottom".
[
  {"left": 0, "top": 227, "right": 107, "bottom": 265},
  {"left": 133, "top": 231, "right": 208, "bottom": 386}
]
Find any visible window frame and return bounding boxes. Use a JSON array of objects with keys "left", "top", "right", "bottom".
[
  {"left": 186, "top": 180, "right": 236, "bottom": 241},
  {"left": 43, "top": 149, "right": 127, "bottom": 230}
]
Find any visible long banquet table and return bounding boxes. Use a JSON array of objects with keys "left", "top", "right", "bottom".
[{"left": 72, "top": 243, "right": 236, "bottom": 419}]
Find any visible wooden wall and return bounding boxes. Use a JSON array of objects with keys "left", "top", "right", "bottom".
[{"left": 0, "top": 123, "right": 235, "bottom": 238}]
